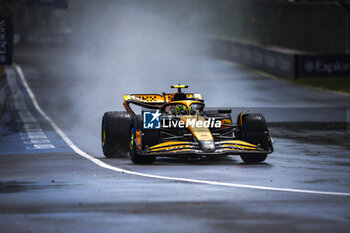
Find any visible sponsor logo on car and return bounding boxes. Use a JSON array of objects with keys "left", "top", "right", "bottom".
[
  {"left": 143, "top": 110, "right": 161, "bottom": 129},
  {"left": 161, "top": 118, "right": 221, "bottom": 128},
  {"left": 143, "top": 110, "right": 222, "bottom": 129}
]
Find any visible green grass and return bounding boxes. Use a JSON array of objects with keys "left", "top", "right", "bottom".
[{"left": 292, "top": 77, "right": 350, "bottom": 95}]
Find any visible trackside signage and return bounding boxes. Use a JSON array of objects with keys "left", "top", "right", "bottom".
[
  {"left": 298, "top": 55, "right": 350, "bottom": 77},
  {"left": 143, "top": 111, "right": 221, "bottom": 129},
  {"left": 212, "top": 38, "right": 350, "bottom": 78},
  {"left": 0, "top": 18, "right": 13, "bottom": 65}
]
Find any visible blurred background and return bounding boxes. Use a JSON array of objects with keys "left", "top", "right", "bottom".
[{"left": 1, "top": 0, "right": 349, "bottom": 54}]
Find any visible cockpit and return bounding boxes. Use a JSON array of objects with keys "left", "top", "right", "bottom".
[{"left": 163, "top": 102, "right": 204, "bottom": 116}]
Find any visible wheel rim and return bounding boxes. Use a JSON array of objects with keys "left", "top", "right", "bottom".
[
  {"left": 129, "top": 128, "right": 134, "bottom": 151},
  {"left": 102, "top": 118, "right": 106, "bottom": 146}
]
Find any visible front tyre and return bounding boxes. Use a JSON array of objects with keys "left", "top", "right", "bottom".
[
  {"left": 236, "top": 113, "right": 270, "bottom": 164},
  {"left": 240, "top": 153, "right": 267, "bottom": 164},
  {"left": 129, "top": 118, "right": 156, "bottom": 164}
]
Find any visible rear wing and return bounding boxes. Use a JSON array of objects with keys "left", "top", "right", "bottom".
[
  {"left": 123, "top": 93, "right": 203, "bottom": 117},
  {"left": 123, "top": 93, "right": 203, "bottom": 104},
  {"left": 123, "top": 94, "right": 164, "bottom": 104}
]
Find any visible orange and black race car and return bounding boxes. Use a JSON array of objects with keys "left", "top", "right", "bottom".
[{"left": 101, "top": 85, "right": 273, "bottom": 164}]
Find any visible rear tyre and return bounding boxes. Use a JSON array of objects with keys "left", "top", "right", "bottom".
[
  {"left": 101, "top": 111, "right": 132, "bottom": 158},
  {"left": 236, "top": 113, "right": 270, "bottom": 163},
  {"left": 129, "top": 116, "right": 156, "bottom": 164}
]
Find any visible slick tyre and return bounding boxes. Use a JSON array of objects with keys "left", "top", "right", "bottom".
[
  {"left": 129, "top": 116, "right": 156, "bottom": 164},
  {"left": 101, "top": 111, "right": 132, "bottom": 158},
  {"left": 236, "top": 113, "right": 269, "bottom": 164}
]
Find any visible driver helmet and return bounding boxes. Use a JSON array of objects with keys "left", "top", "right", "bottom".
[{"left": 174, "top": 104, "right": 192, "bottom": 115}]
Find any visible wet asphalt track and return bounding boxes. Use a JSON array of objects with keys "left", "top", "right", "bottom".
[{"left": 0, "top": 48, "right": 350, "bottom": 233}]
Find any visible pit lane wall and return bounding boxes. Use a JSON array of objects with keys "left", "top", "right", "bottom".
[{"left": 211, "top": 38, "right": 350, "bottom": 78}]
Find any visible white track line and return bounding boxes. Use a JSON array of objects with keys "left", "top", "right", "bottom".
[
  {"left": 6, "top": 68, "right": 55, "bottom": 150},
  {"left": 14, "top": 64, "right": 350, "bottom": 197}
]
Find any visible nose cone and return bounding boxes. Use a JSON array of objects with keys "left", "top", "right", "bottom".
[{"left": 198, "top": 140, "right": 216, "bottom": 153}]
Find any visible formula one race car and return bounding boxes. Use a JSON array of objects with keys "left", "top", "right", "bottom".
[{"left": 101, "top": 85, "right": 273, "bottom": 164}]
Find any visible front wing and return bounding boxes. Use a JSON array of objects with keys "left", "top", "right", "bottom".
[{"left": 140, "top": 140, "right": 272, "bottom": 156}]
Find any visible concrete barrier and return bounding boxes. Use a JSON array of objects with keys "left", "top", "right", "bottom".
[
  {"left": 0, "top": 65, "right": 7, "bottom": 120},
  {"left": 211, "top": 38, "right": 350, "bottom": 78}
]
